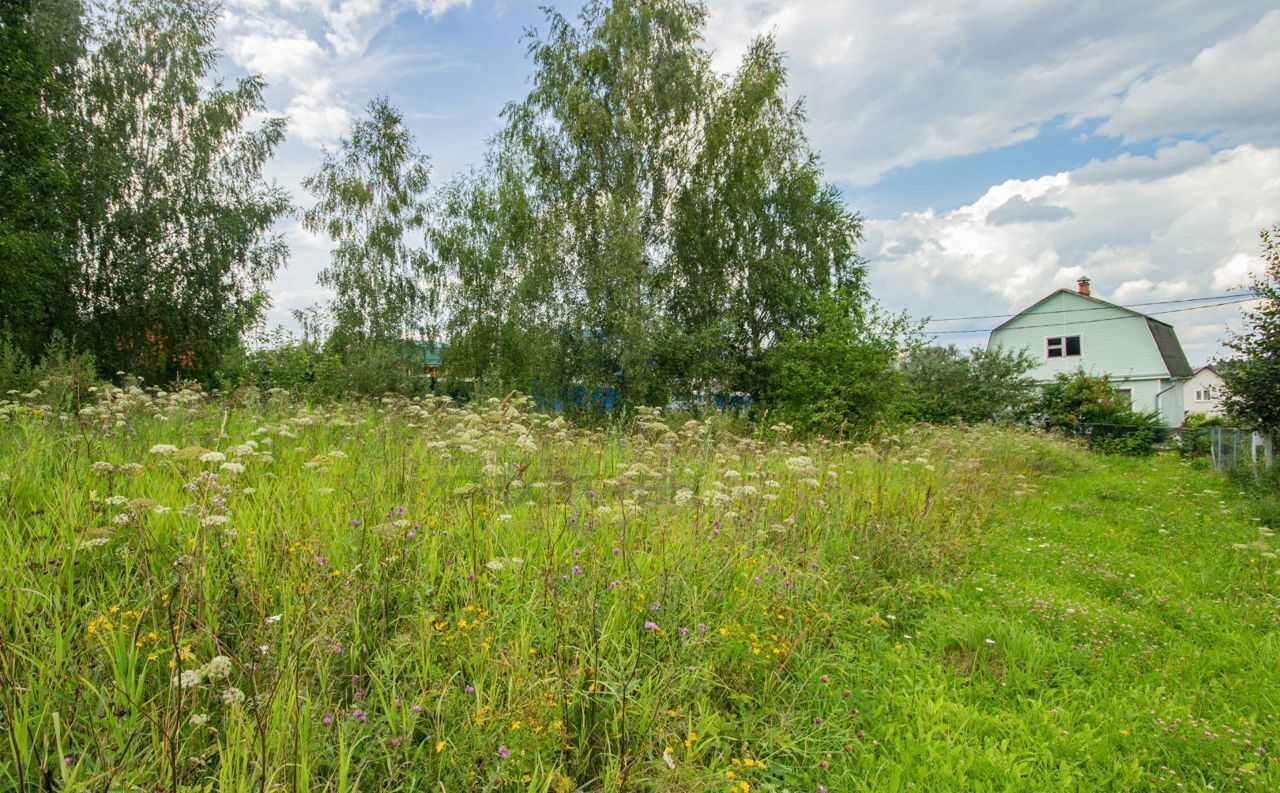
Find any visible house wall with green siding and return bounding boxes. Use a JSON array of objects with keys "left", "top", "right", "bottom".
[{"left": 988, "top": 290, "right": 1183, "bottom": 423}]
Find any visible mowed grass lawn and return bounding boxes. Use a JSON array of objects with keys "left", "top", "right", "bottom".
[
  {"left": 849, "top": 442, "right": 1280, "bottom": 791},
  {"left": 1, "top": 386, "right": 1277, "bottom": 791}
]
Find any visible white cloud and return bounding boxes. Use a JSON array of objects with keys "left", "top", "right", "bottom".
[
  {"left": 285, "top": 81, "right": 353, "bottom": 148},
  {"left": 225, "top": 21, "right": 326, "bottom": 82},
  {"left": 868, "top": 143, "right": 1280, "bottom": 363},
  {"left": 1100, "top": 11, "right": 1280, "bottom": 147},
  {"left": 416, "top": 0, "right": 472, "bottom": 18},
  {"left": 1072, "top": 140, "right": 1213, "bottom": 185},
  {"left": 220, "top": 0, "right": 464, "bottom": 149},
  {"left": 703, "top": 1, "right": 1278, "bottom": 185}
]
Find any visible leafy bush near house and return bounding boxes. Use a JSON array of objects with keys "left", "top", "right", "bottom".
[
  {"left": 1183, "top": 412, "right": 1229, "bottom": 429},
  {"left": 900, "top": 344, "right": 1038, "bottom": 424},
  {"left": 1038, "top": 370, "right": 1163, "bottom": 455},
  {"left": 1085, "top": 412, "right": 1164, "bottom": 456},
  {"left": 1037, "top": 371, "right": 1130, "bottom": 427}
]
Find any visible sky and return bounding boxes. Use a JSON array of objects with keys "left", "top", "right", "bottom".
[{"left": 216, "top": 0, "right": 1280, "bottom": 366}]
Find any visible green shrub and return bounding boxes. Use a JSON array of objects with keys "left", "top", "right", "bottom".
[
  {"left": 901, "top": 344, "right": 1038, "bottom": 424},
  {"left": 1037, "top": 371, "right": 1165, "bottom": 455},
  {"left": 1086, "top": 412, "right": 1163, "bottom": 455},
  {"left": 757, "top": 294, "right": 907, "bottom": 436}
]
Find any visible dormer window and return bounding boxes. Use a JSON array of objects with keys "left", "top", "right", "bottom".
[{"left": 1047, "top": 335, "right": 1081, "bottom": 358}]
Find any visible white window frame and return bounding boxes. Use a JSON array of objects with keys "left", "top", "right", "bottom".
[
  {"left": 1046, "top": 334, "right": 1081, "bottom": 359},
  {"left": 1195, "top": 387, "right": 1215, "bottom": 402}
]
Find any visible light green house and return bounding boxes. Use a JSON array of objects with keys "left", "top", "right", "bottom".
[{"left": 988, "top": 278, "right": 1194, "bottom": 426}]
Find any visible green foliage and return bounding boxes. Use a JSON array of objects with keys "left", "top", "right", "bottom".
[
  {"left": 1086, "top": 415, "right": 1163, "bottom": 456},
  {"left": 1038, "top": 370, "right": 1133, "bottom": 427},
  {"left": 217, "top": 329, "right": 432, "bottom": 401},
  {"left": 758, "top": 292, "right": 907, "bottom": 436},
  {"left": 901, "top": 345, "right": 1038, "bottom": 424},
  {"left": 1183, "top": 412, "right": 1229, "bottom": 429},
  {"left": 1038, "top": 370, "right": 1164, "bottom": 455},
  {"left": 0, "top": 329, "right": 96, "bottom": 410},
  {"left": 2, "top": 0, "right": 290, "bottom": 382},
  {"left": 1222, "top": 223, "right": 1280, "bottom": 433},
  {"left": 66, "top": 0, "right": 290, "bottom": 383},
  {"left": 303, "top": 97, "right": 435, "bottom": 350},
  {"left": 433, "top": 0, "right": 869, "bottom": 407},
  {"left": 663, "top": 36, "right": 866, "bottom": 398},
  {"left": 0, "top": 0, "right": 78, "bottom": 361}
]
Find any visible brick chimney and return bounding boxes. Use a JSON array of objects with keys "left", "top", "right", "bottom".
[{"left": 1076, "top": 276, "right": 1091, "bottom": 296}]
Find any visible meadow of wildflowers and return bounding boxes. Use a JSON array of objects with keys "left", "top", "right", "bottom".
[{"left": 1, "top": 384, "right": 1277, "bottom": 790}]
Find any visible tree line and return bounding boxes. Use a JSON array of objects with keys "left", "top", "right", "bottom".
[{"left": 3, "top": 0, "right": 1277, "bottom": 438}]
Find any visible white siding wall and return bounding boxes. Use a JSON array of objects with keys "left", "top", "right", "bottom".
[{"left": 1183, "top": 368, "right": 1226, "bottom": 417}]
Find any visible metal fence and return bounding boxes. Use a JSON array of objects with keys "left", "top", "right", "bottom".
[
  {"left": 1071, "top": 422, "right": 1275, "bottom": 475},
  {"left": 1205, "top": 427, "right": 1275, "bottom": 475}
]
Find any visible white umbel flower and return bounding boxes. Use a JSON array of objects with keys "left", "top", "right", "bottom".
[{"left": 201, "top": 655, "right": 233, "bottom": 682}]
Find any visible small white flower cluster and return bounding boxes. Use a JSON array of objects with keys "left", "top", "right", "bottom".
[
  {"left": 199, "top": 451, "right": 226, "bottom": 464},
  {"left": 202, "top": 655, "right": 233, "bottom": 682},
  {"left": 149, "top": 444, "right": 178, "bottom": 455},
  {"left": 485, "top": 556, "right": 524, "bottom": 572},
  {"left": 785, "top": 455, "right": 815, "bottom": 473},
  {"left": 171, "top": 655, "right": 239, "bottom": 702}
]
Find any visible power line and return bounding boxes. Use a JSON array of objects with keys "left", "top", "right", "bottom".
[
  {"left": 925, "top": 292, "right": 1256, "bottom": 323},
  {"left": 927, "top": 296, "right": 1258, "bottom": 336}
]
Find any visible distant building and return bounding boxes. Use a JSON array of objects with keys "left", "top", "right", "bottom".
[
  {"left": 1183, "top": 364, "right": 1226, "bottom": 417},
  {"left": 988, "top": 277, "right": 1194, "bottom": 426}
]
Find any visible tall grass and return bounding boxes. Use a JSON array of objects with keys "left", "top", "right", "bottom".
[{"left": 0, "top": 385, "right": 1050, "bottom": 791}]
